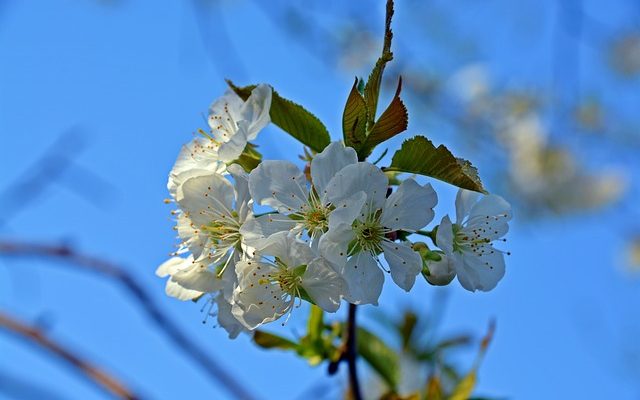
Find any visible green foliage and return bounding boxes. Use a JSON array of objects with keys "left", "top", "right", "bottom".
[
  {"left": 356, "top": 327, "right": 401, "bottom": 390},
  {"left": 361, "top": 77, "right": 408, "bottom": 157},
  {"left": 341, "top": 0, "right": 409, "bottom": 161},
  {"left": 363, "top": 0, "right": 395, "bottom": 126},
  {"left": 233, "top": 143, "right": 262, "bottom": 172},
  {"left": 343, "top": 78, "right": 369, "bottom": 150},
  {"left": 387, "top": 136, "right": 486, "bottom": 193},
  {"left": 253, "top": 331, "right": 298, "bottom": 350},
  {"left": 252, "top": 307, "right": 342, "bottom": 367},
  {"left": 449, "top": 372, "right": 477, "bottom": 400},
  {"left": 227, "top": 80, "right": 331, "bottom": 153}
]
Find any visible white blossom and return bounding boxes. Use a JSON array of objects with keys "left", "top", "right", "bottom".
[
  {"left": 156, "top": 255, "right": 221, "bottom": 301},
  {"left": 156, "top": 256, "right": 246, "bottom": 338},
  {"left": 231, "top": 232, "right": 344, "bottom": 330},
  {"left": 176, "top": 164, "right": 253, "bottom": 268},
  {"left": 208, "top": 84, "right": 272, "bottom": 162},
  {"left": 319, "top": 163, "right": 438, "bottom": 305},
  {"left": 240, "top": 141, "right": 366, "bottom": 248},
  {"left": 436, "top": 189, "right": 512, "bottom": 292},
  {"left": 167, "top": 137, "right": 227, "bottom": 201}
]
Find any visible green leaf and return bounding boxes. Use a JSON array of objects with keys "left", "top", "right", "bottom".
[
  {"left": 449, "top": 371, "right": 477, "bottom": 400},
  {"left": 387, "top": 136, "right": 486, "bottom": 193},
  {"left": 449, "top": 321, "right": 495, "bottom": 400},
  {"left": 342, "top": 78, "right": 369, "bottom": 150},
  {"left": 227, "top": 80, "right": 331, "bottom": 152},
  {"left": 426, "top": 375, "right": 445, "bottom": 400},
  {"left": 253, "top": 331, "right": 298, "bottom": 350},
  {"left": 398, "top": 311, "right": 418, "bottom": 351},
  {"left": 360, "top": 77, "right": 408, "bottom": 158},
  {"left": 363, "top": 0, "right": 394, "bottom": 125},
  {"left": 356, "top": 327, "right": 400, "bottom": 390},
  {"left": 233, "top": 143, "right": 262, "bottom": 172}
]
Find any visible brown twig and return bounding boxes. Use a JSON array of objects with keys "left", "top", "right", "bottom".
[
  {"left": 345, "top": 303, "right": 362, "bottom": 400},
  {"left": 0, "top": 311, "right": 141, "bottom": 400},
  {"left": 0, "top": 240, "right": 258, "bottom": 400}
]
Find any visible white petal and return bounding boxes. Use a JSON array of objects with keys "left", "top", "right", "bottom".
[
  {"left": 311, "top": 141, "right": 358, "bottom": 196},
  {"left": 220, "top": 253, "right": 239, "bottom": 301},
  {"left": 232, "top": 260, "right": 287, "bottom": 329},
  {"left": 227, "top": 163, "right": 252, "bottom": 221},
  {"left": 156, "top": 257, "right": 186, "bottom": 277},
  {"left": 468, "top": 194, "right": 512, "bottom": 221},
  {"left": 209, "top": 90, "right": 244, "bottom": 124},
  {"left": 248, "top": 160, "right": 307, "bottom": 213},
  {"left": 328, "top": 191, "right": 367, "bottom": 230},
  {"left": 436, "top": 216, "right": 455, "bottom": 255},
  {"left": 176, "top": 213, "right": 209, "bottom": 259},
  {"left": 217, "top": 124, "right": 249, "bottom": 162},
  {"left": 164, "top": 279, "right": 203, "bottom": 301},
  {"left": 168, "top": 138, "right": 226, "bottom": 199},
  {"left": 456, "top": 249, "right": 505, "bottom": 292},
  {"left": 302, "top": 257, "right": 345, "bottom": 312},
  {"left": 318, "top": 223, "right": 355, "bottom": 267},
  {"left": 215, "top": 293, "right": 246, "bottom": 339},
  {"left": 177, "top": 173, "right": 235, "bottom": 228},
  {"left": 171, "top": 261, "right": 221, "bottom": 293},
  {"left": 240, "top": 214, "right": 297, "bottom": 249},
  {"left": 341, "top": 252, "right": 384, "bottom": 305},
  {"left": 455, "top": 189, "right": 481, "bottom": 224},
  {"left": 381, "top": 241, "right": 422, "bottom": 291},
  {"left": 240, "top": 84, "right": 272, "bottom": 140},
  {"left": 381, "top": 180, "right": 437, "bottom": 231},
  {"left": 258, "top": 231, "right": 315, "bottom": 267},
  {"left": 325, "top": 162, "right": 388, "bottom": 212}
]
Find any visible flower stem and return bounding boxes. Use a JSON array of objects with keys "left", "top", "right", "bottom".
[
  {"left": 346, "top": 303, "right": 363, "bottom": 400},
  {"left": 415, "top": 228, "right": 438, "bottom": 244}
]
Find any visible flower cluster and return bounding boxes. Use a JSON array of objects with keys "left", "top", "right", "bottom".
[{"left": 157, "top": 85, "right": 512, "bottom": 337}]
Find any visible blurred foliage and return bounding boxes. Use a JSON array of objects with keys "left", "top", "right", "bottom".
[
  {"left": 234, "top": 0, "right": 639, "bottom": 272},
  {"left": 253, "top": 306, "right": 498, "bottom": 400}
]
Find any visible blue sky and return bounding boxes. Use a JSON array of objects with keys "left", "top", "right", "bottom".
[{"left": 1, "top": 1, "right": 639, "bottom": 399}]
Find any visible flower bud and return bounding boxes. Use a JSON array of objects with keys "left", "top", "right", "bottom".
[{"left": 422, "top": 252, "right": 456, "bottom": 286}]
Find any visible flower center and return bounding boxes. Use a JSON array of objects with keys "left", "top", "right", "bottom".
[
  {"left": 271, "top": 268, "right": 303, "bottom": 295},
  {"left": 202, "top": 213, "right": 241, "bottom": 244},
  {"left": 354, "top": 216, "right": 386, "bottom": 254},
  {"left": 303, "top": 205, "right": 330, "bottom": 233},
  {"left": 453, "top": 224, "right": 490, "bottom": 253}
]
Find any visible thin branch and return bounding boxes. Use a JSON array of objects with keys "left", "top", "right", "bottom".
[
  {"left": 345, "top": 303, "right": 362, "bottom": 400},
  {"left": 0, "top": 311, "right": 141, "bottom": 400},
  {"left": 0, "top": 240, "right": 258, "bottom": 400}
]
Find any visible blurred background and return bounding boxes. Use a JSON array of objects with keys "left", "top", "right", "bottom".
[{"left": 1, "top": 0, "right": 639, "bottom": 398}]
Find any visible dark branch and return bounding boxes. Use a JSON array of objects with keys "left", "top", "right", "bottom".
[
  {"left": 0, "top": 311, "right": 141, "bottom": 400},
  {"left": 345, "top": 303, "right": 362, "bottom": 400},
  {"left": 0, "top": 240, "right": 258, "bottom": 400}
]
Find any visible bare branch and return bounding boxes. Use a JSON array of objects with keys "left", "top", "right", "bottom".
[
  {"left": 345, "top": 303, "right": 362, "bottom": 400},
  {"left": 0, "top": 240, "right": 259, "bottom": 400},
  {"left": 0, "top": 311, "right": 141, "bottom": 400}
]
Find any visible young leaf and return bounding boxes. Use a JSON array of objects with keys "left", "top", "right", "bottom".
[
  {"left": 450, "top": 321, "right": 495, "bottom": 400},
  {"left": 233, "top": 143, "right": 262, "bottom": 172},
  {"left": 387, "top": 136, "right": 486, "bottom": 193},
  {"left": 342, "top": 78, "right": 369, "bottom": 150},
  {"left": 426, "top": 375, "right": 445, "bottom": 400},
  {"left": 449, "top": 371, "right": 477, "bottom": 400},
  {"left": 363, "top": 0, "right": 394, "bottom": 125},
  {"left": 227, "top": 80, "right": 331, "bottom": 152},
  {"left": 356, "top": 327, "right": 400, "bottom": 390},
  {"left": 253, "top": 331, "right": 298, "bottom": 350},
  {"left": 360, "top": 77, "right": 408, "bottom": 158}
]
